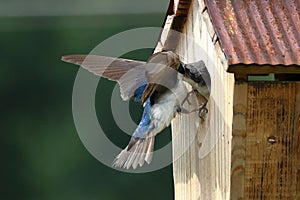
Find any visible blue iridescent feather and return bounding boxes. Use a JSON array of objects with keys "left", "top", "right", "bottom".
[
  {"left": 133, "top": 84, "right": 147, "bottom": 102},
  {"left": 131, "top": 98, "right": 151, "bottom": 140},
  {"left": 130, "top": 84, "right": 151, "bottom": 141}
]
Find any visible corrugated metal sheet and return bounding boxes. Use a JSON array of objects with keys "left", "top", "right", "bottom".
[{"left": 205, "top": 0, "right": 300, "bottom": 66}]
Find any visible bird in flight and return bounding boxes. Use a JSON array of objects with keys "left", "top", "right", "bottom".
[{"left": 62, "top": 51, "right": 210, "bottom": 169}]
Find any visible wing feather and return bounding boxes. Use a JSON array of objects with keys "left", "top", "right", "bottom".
[
  {"left": 62, "top": 54, "right": 147, "bottom": 100},
  {"left": 141, "top": 51, "right": 181, "bottom": 103}
]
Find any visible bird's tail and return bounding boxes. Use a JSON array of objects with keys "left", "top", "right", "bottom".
[{"left": 112, "top": 135, "right": 155, "bottom": 169}]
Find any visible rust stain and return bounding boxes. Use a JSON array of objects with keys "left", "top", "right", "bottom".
[{"left": 205, "top": 0, "right": 300, "bottom": 66}]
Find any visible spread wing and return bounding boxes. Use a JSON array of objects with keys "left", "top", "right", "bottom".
[
  {"left": 62, "top": 54, "right": 147, "bottom": 100},
  {"left": 141, "top": 51, "right": 180, "bottom": 103}
]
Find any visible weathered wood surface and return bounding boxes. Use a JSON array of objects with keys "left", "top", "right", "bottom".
[
  {"left": 228, "top": 64, "right": 300, "bottom": 74},
  {"left": 231, "top": 82, "right": 300, "bottom": 200},
  {"left": 154, "top": 0, "right": 300, "bottom": 199},
  {"left": 245, "top": 82, "right": 300, "bottom": 199},
  {"left": 155, "top": 0, "right": 234, "bottom": 199},
  {"left": 231, "top": 82, "right": 248, "bottom": 199}
]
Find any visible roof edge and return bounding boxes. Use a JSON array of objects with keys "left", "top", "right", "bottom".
[{"left": 228, "top": 64, "right": 300, "bottom": 74}]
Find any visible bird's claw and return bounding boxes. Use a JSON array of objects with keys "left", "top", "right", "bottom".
[
  {"left": 174, "top": 105, "right": 194, "bottom": 115},
  {"left": 175, "top": 101, "right": 208, "bottom": 120},
  {"left": 184, "top": 102, "right": 208, "bottom": 119},
  {"left": 198, "top": 102, "right": 208, "bottom": 120},
  {"left": 181, "top": 89, "right": 198, "bottom": 106}
]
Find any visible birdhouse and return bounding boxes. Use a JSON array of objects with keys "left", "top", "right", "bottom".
[{"left": 154, "top": 0, "right": 300, "bottom": 199}]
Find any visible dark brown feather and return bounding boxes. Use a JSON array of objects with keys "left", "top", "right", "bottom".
[
  {"left": 61, "top": 54, "right": 145, "bottom": 81},
  {"left": 62, "top": 54, "right": 148, "bottom": 100},
  {"left": 141, "top": 51, "right": 181, "bottom": 104},
  {"left": 62, "top": 52, "right": 182, "bottom": 103}
]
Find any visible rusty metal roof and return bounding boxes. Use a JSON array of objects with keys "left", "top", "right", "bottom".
[{"left": 205, "top": 0, "right": 300, "bottom": 67}]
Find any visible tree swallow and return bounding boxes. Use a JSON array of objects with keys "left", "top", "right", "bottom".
[
  {"left": 62, "top": 51, "right": 190, "bottom": 169},
  {"left": 62, "top": 51, "right": 187, "bottom": 169}
]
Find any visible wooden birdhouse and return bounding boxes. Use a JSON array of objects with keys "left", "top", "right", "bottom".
[{"left": 153, "top": 0, "right": 300, "bottom": 199}]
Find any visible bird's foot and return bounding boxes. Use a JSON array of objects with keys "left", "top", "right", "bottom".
[
  {"left": 175, "top": 101, "right": 208, "bottom": 120},
  {"left": 181, "top": 89, "right": 198, "bottom": 106},
  {"left": 198, "top": 102, "right": 208, "bottom": 120},
  {"left": 174, "top": 105, "right": 192, "bottom": 114}
]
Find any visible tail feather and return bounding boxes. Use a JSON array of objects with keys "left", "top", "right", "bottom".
[
  {"left": 112, "top": 148, "right": 129, "bottom": 168},
  {"left": 145, "top": 136, "right": 154, "bottom": 164},
  {"left": 137, "top": 138, "right": 150, "bottom": 167},
  {"left": 124, "top": 141, "right": 140, "bottom": 169},
  {"left": 112, "top": 136, "right": 155, "bottom": 169},
  {"left": 132, "top": 141, "right": 145, "bottom": 169}
]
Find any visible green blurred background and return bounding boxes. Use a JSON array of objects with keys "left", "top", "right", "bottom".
[{"left": 0, "top": 1, "right": 174, "bottom": 199}]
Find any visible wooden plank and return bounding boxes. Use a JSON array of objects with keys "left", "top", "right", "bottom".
[
  {"left": 228, "top": 64, "right": 300, "bottom": 74},
  {"left": 171, "top": 0, "right": 234, "bottom": 199},
  {"left": 231, "top": 82, "right": 247, "bottom": 200},
  {"left": 295, "top": 83, "right": 300, "bottom": 200},
  {"left": 154, "top": 0, "right": 300, "bottom": 199},
  {"left": 244, "top": 82, "right": 300, "bottom": 199},
  {"left": 164, "top": 0, "right": 192, "bottom": 51},
  {"left": 153, "top": 0, "right": 234, "bottom": 199}
]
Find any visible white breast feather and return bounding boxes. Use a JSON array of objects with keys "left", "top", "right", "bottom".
[{"left": 150, "top": 78, "right": 187, "bottom": 136}]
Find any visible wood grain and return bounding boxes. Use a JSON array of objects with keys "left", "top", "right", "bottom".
[
  {"left": 162, "top": 0, "right": 234, "bottom": 199},
  {"left": 231, "top": 82, "right": 248, "bottom": 200},
  {"left": 228, "top": 64, "right": 300, "bottom": 74},
  {"left": 154, "top": 0, "right": 300, "bottom": 199},
  {"left": 244, "top": 82, "right": 300, "bottom": 199}
]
